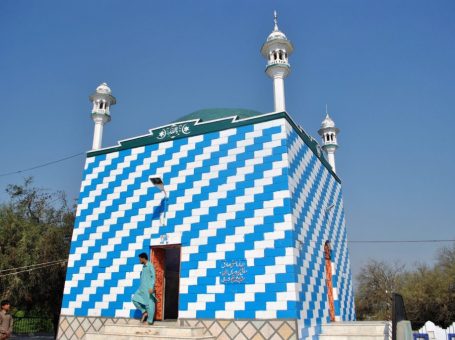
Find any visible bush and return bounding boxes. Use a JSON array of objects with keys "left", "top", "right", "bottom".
[{"left": 13, "top": 317, "right": 54, "bottom": 334}]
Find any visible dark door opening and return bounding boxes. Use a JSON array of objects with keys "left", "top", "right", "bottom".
[
  {"left": 151, "top": 245, "right": 181, "bottom": 320},
  {"left": 164, "top": 247, "right": 180, "bottom": 319}
]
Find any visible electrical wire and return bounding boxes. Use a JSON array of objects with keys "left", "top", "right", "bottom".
[
  {"left": 0, "top": 152, "right": 84, "bottom": 178},
  {"left": 0, "top": 239, "right": 453, "bottom": 277},
  {"left": 0, "top": 261, "right": 67, "bottom": 278},
  {"left": 0, "top": 260, "right": 67, "bottom": 274}
]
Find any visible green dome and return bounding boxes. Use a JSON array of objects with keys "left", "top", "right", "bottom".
[{"left": 173, "top": 108, "right": 263, "bottom": 123}]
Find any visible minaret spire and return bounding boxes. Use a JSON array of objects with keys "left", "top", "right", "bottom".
[
  {"left": 318, "top": 108, "right": 340, "bottom": 173},
  {"left": 273, "top": 10, "right": 279, "bottom": 31},
  {"left": 89, "top": 83, "right": 116, "bottom": 150},
  {"left": 261, "top": 11, "right": 294, "bottom": 112}
]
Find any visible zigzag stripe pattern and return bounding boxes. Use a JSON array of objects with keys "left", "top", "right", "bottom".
[
  {"left": 285, "top": 122, "right": 355, "bottom": 340},
  {"left": 62, "top": 119, "right": 299, "bottom": 319},
  {"left": 61, "top": 116, "right": 355, "bottom": 335}
]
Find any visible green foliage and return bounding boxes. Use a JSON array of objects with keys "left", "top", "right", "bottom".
[
  {"left": 400, "top": 245, "right": 455, "bottom": 328},
  {"left": 13, "top": 317, "right": 54, "bottom": 334},
  {"left": 0, "top": 178, "right": 74, "bottom": 332},
  {"left": 355, "top": 245, "right": 455, "bottom": 328},
  {"left": 14, "top": 310, "right": 25, "bottom": 318}
]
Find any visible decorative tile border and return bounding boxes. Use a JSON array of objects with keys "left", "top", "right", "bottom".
[
  {"left": 58, "top": 316, "right": 298, "bottom": 340},
  {"left": 180, "top": 318, "right": 298, "bottom": 340},
  {"left": 57, "top": 316, "right": 137, "bottom": 340}
]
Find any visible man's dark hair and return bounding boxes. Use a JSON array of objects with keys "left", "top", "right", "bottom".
[
  {"left": 1, "top": 300, "right": 10, "bottom": 307},
  {"left": 138, "top": 252, "right": 148, "bottom": 261}
]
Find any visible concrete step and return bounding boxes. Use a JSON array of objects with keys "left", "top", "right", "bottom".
[
  {"left": 105, "top": 320, "right": 179, "bottom": 327},
  {"left": 84, "top": 333, "right": 215, "bottom": 340},
  {"left": 319, "top": 321, "right": 389, "bottom": 340},
  {"left": 146, "top": 321, "right": 178, "bottom": 327},
  {"left": 83, "top": 320, "right": 215, "bottom": 340},
  {"left": 319, "top": 336, "right": 387, "bottom": 340},
  {"left": 321, "top": 321, "right": 389, "bottom": 336},
  {"left": 103, "top": 323, "right": 206, "bottom": 337}
]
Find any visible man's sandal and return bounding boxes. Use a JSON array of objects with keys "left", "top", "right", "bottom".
[{"left": 140, "top": 312, "right": 148, "bottom": 323}]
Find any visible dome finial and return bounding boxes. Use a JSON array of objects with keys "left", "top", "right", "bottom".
[{"left": 273, "top": 10, "right": 279, "bottom": 31}]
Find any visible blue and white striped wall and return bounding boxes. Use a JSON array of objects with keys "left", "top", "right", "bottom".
[
  {"left": 61, "top": 115, "right": 355, "bottom": 339},
  {"left": 286, "top": 122, "right": 355, "bottom": 339}
]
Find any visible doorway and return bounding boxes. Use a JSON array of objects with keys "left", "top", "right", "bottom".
[
  {"left": 151, "top": 245, "right": 181, "bottom": 321},
  {"left": 324, "top": 241, "right": 336, "bottom": 322}
]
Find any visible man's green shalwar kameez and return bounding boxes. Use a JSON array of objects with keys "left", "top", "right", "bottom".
[{"left": 132, "top": 261, "right": 157, "bottom": 324}]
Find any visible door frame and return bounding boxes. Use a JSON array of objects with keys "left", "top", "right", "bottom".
[
  {"left": 324, "top": 241, "right": 336, "bottom": 322},
  {"left": 150, "top": 244, "right": 182, "bottom": 321}
]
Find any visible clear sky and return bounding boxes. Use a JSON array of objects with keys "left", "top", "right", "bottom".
[{"left": 0, "top": 0, "right": 454, "bottom": 278}]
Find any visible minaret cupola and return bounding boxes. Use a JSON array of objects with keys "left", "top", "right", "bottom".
[
  {"left": 318, "top": 107, "right": 340, "bottom": 173},
  {"left": 89, "top": 82, "right": 116, "bottom": 150},
  {"left": 261, "top": 11, "right": 294, "bottom": 112}
]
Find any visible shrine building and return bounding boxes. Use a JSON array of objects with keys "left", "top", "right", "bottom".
[{"left": 58, "top": 12, "right": 355, "bottom": 340}]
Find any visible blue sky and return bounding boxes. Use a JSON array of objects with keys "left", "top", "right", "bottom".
[{"left": 0, "top": 1, "right": 454, "bottom": 278}]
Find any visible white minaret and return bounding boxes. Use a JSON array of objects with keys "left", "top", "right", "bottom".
[
  {"left": 318, "top": 107, "right": 340, "bottom": 173},
  {"left": 89, "top": 82, "right": 116, "bottom": 150},
  {"left": 261, "top": 11, "right": 294, "bottom": 112}
]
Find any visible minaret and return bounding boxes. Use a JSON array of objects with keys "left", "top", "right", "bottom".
[
  {"left": 89, "top": 82, "right": 116, "bottom": 150},
  {"left": 318, "top": 107, "right": 340, "bottom": 173},
  {"left": 261, "top": 11, "right": 294, "bottom": 112}
]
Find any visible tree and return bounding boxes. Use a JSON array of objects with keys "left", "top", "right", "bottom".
[
  {"left": 355, "top": 260, "right": 404, "bottom": 320},
  {"left": 0, "top": 178, "right": 74, "bottom": 335},
  {"left": 401, "top": 245, "right": 455, "bottom": 328},
  {"left": 356, "top": 245, "right": 455, "bottom": 328}
]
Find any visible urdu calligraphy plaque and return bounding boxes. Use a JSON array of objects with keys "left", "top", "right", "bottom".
[{"left": 220, "top": 259, "right": 247, "bottom": 284}]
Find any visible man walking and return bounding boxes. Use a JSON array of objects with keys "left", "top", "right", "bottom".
[
  {"left": 0, "top": 300, "right": 13, "bottom": 340},
  {"left": 132, "top": 252, "right": 157, "bottom": 325}
]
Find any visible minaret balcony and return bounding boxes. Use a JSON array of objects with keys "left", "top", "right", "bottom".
[
  {"left": 267, "top": 59, "right": 290, "bottom": 67},
  {"left": 92, "top": 109, "right": 111, "bottom": 116},
  {"left": 322, "top": 143, "right": 338, "bottom": 150}
]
